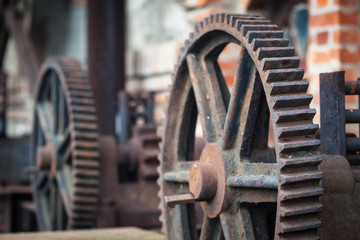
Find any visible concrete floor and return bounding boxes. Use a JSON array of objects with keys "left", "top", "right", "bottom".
[{"left": 0, "top": 227, "right": 164, "bottom": 240}]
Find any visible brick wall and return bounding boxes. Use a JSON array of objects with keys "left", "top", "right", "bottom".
[{"left": 307, "top": 0, "right": 360, "bottom": 125}]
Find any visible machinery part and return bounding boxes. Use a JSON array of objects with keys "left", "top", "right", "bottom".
[
  {"left": 320, "top": 71, "right": 360, "bottom": 167},
  {"left": 319, "top": 155, "right": 360, "bottom": 239},
  {"left": 30, "top": 57, "right": 100, "bottom": 230},
  {"left": 122, "top": 124, "right": 161, "bottom": 180},
  {"left": 0, "top": 72, "right": 6, "bottom": 137},
  {"left": 117, "top": 91, "right": 160, "bottom": 181},
  {"left": 158, "top": 13, "right": 322, "bottom": 239}
]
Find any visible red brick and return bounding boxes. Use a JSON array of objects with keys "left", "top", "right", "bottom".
[
  {"left": 218, "top": 60, "right": 237, "bottom": 86},
  {"left": 317, "top": 0, "right": 328, "bottom": 7},
  {"left": 308, "top": 34, "right": 316, "bottom": 45},
  {"left": 308, "top": 48, "right": 360, "bottom": 63},
  {"left": 334, "top": 0, "right": 357, "bottom": 6},
  {"left": 309, "top": 11, "right": 358, "bottom": 27},
  {"left": 317, "top": 31, "right": 328, "bottom": 45},
  {"left": 333, "top": 29, "right": 359, "bottom": 44},
  {"left": 340, "top": 48, "right": 360, "bottom": 63}
]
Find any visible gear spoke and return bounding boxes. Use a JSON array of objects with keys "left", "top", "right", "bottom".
[
  {"left": 219, "top": 207, "right": 255, "bottom": 240},
  {"left": 222, "top": 63, "right": 262, "bottom": 157},
  {"left": 50, "top": 71, "right": 60, "bottom": 134},
  {"left": 36, "top": 103, "right": 54, "bottom": 137},
  {"left": 199, "top": 216, "right": 223, "bottom": 240},
  {"left": 187, "top": 53, "right": 226, "bottom": 142},
  {"left": 55, "top": 171, "right": 72, "bottom": 216}
]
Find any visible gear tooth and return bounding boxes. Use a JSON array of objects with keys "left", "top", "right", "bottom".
[
  {"left": 265, "top": 68, "right": 305, "bottom": 83},
  {"left": 209, "top": 14, "right": 214, "bottom": 23},
  {"left": 252, "top": 38, "right": 289, "bottom": 51},
  {"left": 204, "top": 17, "right": 209, "bottom": 25},
  {"left": 180, "top": 46, "right": 186, "bottom": 54},
  {"left": 235, "top": 19, "right": 242, "bottom": 31},
  {"left": 189, "top": 32, "right": 194, "bottom": 41},
  {"left": 257, "top": 46, "right": 295, "bottom": 60},
  {"left": 214, "top": 13, "right": 220, "bottom": 22},
  {"left": 230, "top": 15, "right": 237, "bottom": 27},
  {"left": 247, "top": 30, "right": 284, "bottom": 43},
  {"left": 224, "top": 13, "right": 230, "bottom": 24},
  {"left": 219, "top": 13, "right": 226, "bottom": 23},
  {"left": 274, "top": 108, "right": 316, "bottom": 123},
  {"left": 240, "top": 24, "right": 278, "bottom": 37},
  {"left": 261, "top": 56, "right": 300, "bottom": 71},
  {"left": 272, "top": 94, "right": 312, "bottom": 109}
]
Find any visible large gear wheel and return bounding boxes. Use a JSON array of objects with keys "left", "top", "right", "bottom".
[
  {"left": 30, "top": 57, "right": 100, "bottom": 230},
  {"left": 158, "top": 14, "right": 323, "bottom": 239}
]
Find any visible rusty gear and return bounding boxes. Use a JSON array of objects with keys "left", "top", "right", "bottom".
[
  {"left": 30, "top": 57, "right": 100, "bottom": 230},
  {"left": 158, "top": 13, "right": 323, "bottom": 239},
  {"left": 124, "top": 124, "right": 161, "bottom": 180}
]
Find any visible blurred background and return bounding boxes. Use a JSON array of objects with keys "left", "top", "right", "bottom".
[{"left": 0, "top": 0, "right": 359, "bottom": 234}]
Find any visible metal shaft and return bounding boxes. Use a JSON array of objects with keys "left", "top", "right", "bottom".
[{"left": 87, "top": 0, "right": 125, "bottom": 135}]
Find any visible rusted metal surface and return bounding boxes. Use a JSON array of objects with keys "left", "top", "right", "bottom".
[
  {"left": 320, "top": 71, "right": 360, "bottom": 167},
  {"left": 318, "top": 71, "right": 360, "bottom": 239},
  {"left": 158, "top": 13, "right": 322, "bottom": 239},
  {"left": 319, "top": 155, "right": 360, "bottom": 239},
  {"left": 87, "top": 0, "right": 125, "bottom": 135},
  {"left": 320, "top": 71, "right": 346, "bottom": 156},
  {"left": 344, "top": 80, "right": 360, "bottom": 95},
  {"left": 29, "top": 57, "right": 100, "bottom": 231},
  {"left": 97, "top": 136, "right": 160, "bottom": 229},
  {"left": 116, "top": 91, "right": 160, "bottom": 181}
]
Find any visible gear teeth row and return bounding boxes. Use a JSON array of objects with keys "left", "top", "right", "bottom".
[
  {"left": 55, "top": 57, "right": 100, "bottom": 229},
  {"left": 159, "top": 13, "right": 323, "bottom": 239}
]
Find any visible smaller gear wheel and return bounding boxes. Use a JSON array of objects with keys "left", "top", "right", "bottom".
[{"left": 30, "top": 57, "right": 100, "bottom": 230}]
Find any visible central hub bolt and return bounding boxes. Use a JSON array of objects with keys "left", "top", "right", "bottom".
[
  {"left": 35, "top": 141, "right": 57, "bottom": 179},
  {"left": 189, "top": 162, "right": 218, "bottom": 200},
  {"left": 36, "top": 145, "right": 53, "bottom": 171}
]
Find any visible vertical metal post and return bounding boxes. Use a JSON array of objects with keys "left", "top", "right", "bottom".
[
  {"left": 87, "top": 0, "right": 125, "bottom": 135},
  {"left": 320, "top": 71, "right": 346, "bottom": 156}
]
